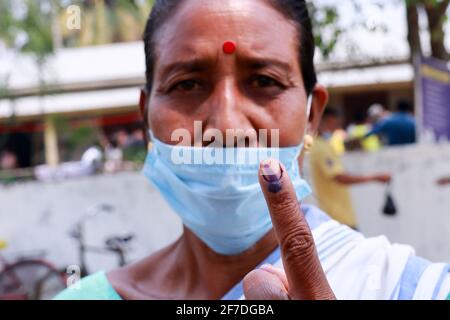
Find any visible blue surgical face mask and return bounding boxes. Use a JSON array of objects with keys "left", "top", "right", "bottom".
[{"left": 143, "top": 96, "right": 313, "bottom": 255}]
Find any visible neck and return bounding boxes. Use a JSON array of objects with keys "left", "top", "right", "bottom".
[{"left": 174, "top": 227, "right": 278, "bottom": 299}]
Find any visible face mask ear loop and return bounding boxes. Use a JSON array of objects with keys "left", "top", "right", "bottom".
[
  {"left": 304, "top": 94, "right": 313, "bottom": 137},
  {"left": 148, "top": 130, "right": 164, "bottom": 153},
  {"left": 292, "top": 94, "right": 314, "bottom": 160},
  {"left": 293, "top": 94, "right": 314, "bottom": 173},
  {"left": 306, "top": 94, "right": 313, "bottom": 119},
  {"left": 148, "top": 129, "right": 155, "bottom": 142}
]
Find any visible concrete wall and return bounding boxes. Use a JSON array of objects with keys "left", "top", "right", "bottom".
[
  {"left": 0, "top": 172, "right": 183, "bottom": 273},
  {"left": 1, "top": 143, "right": 449, "bottom": 274},
  {"left": 342, "top": 143, "right": 450, "bottom": 262},
  {"left": 303, "top": 143, "right": 450, "bottom": 262}
]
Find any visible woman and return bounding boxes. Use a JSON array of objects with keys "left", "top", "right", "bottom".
[{"left": 55, "top": 0, "right": 449, "bottom": 300}]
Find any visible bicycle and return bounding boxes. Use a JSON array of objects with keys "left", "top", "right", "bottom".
[
  {"left": 0, "top": 240, "right": 67, "bottom": 300},
  {"left": 68, "top": 203, "right": 134, "bottom": 277}
]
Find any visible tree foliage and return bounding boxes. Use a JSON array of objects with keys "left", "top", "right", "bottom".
[
  {"left": 0, "top": 0, "right": 54, "bottom": 61},
  {"left": 0, "top": 0, "right": 448, "bottom": 65}
]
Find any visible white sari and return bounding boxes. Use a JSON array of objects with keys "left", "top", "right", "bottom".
[{"left": 222, "top": 205, "right": 450, "bottom": 300}]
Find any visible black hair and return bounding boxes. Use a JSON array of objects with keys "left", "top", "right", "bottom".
[
  {"left": 322, "top": 107, "right": 340, "bottom": 119},
  {"left": 397, "top": 100, "right": 413, "bottom": 113},
  {"left": 354, "top": 111, "right": 367, "bottom": 124},
  {"left": 143, "top": 0, "right": 317, "bottom": 95}
]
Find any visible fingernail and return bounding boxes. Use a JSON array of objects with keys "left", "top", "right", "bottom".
[
  {"left": 260, "top": 159, "right": 282, "bottom": 181},
  {"left": 260, "top": 159, "right": 283, "bottom": 193}
]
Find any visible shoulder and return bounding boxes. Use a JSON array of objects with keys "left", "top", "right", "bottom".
[
  {"left": 301, "top": 204, "right": 332, "bottom": 230},
  {"left": 374, "top": 118, "right": 389, "bottom": 129},
  {"left": 54, "top": 271, "right": 122, "bottom": 300},
  {"left": 321, "top": 224, "right": 450, "bottom": 299},
  {"left": 302, "top": 207, "right": 450, "bottom": 300},
  {"left": 104, "top": 245, "right": 179, "bottom": 299},
  {"left": 310, "top": 138, "right": 333, "bottom": 157}
]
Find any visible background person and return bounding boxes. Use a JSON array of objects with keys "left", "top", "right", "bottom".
[
  {"left": 365, "top": 100, "right": 416, "bottom": 146},
  {"left": 437, "top": 177, "right": 450, "bottom": 186},
  {"left": 310, "top": 108, "right": 391, "bottom": 229},
  {"left": 347, "top": 111, "right": 381, "bottom": 152},
  {"left": 0, "top": 150, "right": 18, "bottom": 171}
]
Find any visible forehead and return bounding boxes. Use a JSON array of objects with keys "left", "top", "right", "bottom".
[{"left": 153, "top": 0, "right": 299, "bottom": 69}]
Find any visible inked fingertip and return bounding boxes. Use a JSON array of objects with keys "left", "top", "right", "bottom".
[{"left": 260, "top": 158, "right": 282, "bottom": 181}]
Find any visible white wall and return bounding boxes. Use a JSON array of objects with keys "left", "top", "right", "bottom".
[
  {"left": 303, "top": 143, "right": 450, "bottom": 262},
  {"left": 1, "top": 143, "right": 449, "bottom": 275},
  {"left": 341, "top": 143, "right": 450, "bottom": 262},
  {"left": 0, "top": 172, "right": 183, "bottom": 273}
]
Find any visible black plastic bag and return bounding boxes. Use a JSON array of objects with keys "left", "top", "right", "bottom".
[{"left": 383, "top": 183, "right": 397, "bottom": 216}]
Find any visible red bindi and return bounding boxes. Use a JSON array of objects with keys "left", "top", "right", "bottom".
[{"left": 222, "top": 41, "right": 236, "bottom": 54}]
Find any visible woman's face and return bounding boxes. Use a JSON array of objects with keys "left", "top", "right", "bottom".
[{"left": 147, "top": 0, "right": 327, "bottom": 148}]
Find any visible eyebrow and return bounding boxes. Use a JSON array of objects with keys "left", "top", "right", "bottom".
[
  {"left": 158, "top": 56, "right": 293, "bottom": 80},
  {"left": 239, "top": 57, "right": 293, "bottom": 73},
  {"left": 159, "top": 59, "right": 213, "bottom": 80}
]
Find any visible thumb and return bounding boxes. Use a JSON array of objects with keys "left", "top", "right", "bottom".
[{"left": 243, "top": 264, "right": 290, "bottom": 300}]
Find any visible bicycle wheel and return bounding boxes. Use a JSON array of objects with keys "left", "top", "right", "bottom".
[
  {"left": 0, "top": 260, "right": 66, "bottom": 300},
  {"left": 35, "top": 269, "right": 68, "bottom": 300}
]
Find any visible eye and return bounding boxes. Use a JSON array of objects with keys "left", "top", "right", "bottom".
[
  {"left": 249, "top": 75, "right": 283, "bottom": 89},
  {"left": 170, "top": 79, "right": 202, "bottom": 92}
]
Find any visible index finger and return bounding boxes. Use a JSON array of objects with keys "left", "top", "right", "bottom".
[{"left": 259, "top": 158, "right": 335, "bottom": 300}]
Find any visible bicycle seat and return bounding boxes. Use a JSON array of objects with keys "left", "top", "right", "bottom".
[
  {"left": 105, "top": 234, "right": 134, "bottom": 250},
  {"left": 0, "top": 240, "right": 7, "bottom": 250}
]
